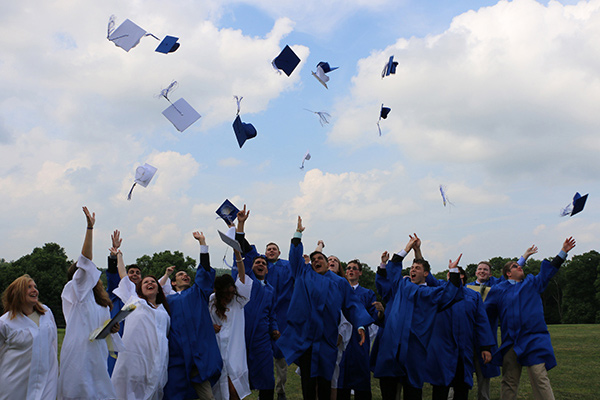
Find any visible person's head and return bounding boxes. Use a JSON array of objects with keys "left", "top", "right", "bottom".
[
  {"left": 1, "top": 274, "right": 46, "bottom": 319},
  {"left": 310, "top": 251, "right": 328, "bottom": 275},
  {"left": 345, "top": 259, "right": 363, "bottom": 284},
  {"left": 67, "top": 262, "right": 113, "bottom": 310},
  {"left": 445, "top": 266, "right": 467, "bottom": 285},
  {"left": 173, "top": 270, "right": 191, "bottom": 291},
  {"left": 136, "top": 275, "right": 170, "bottom": 314},
  {"left": 503, "top": 261, "right": 524, "bottom": 281},
  {"left": 252, "top": 255, "right": 269, "bottom": 280},
  {"left": 127, "top": 265, "right": 142, "bottom": 284},
  {"left": 328, "top": 256, "right": 344, "bottom": 277},
  {"left": 265, "top": 242, "right": 281, "bottom": 262},
  {"left": 410, "top": 258, "right": 430, "bottom": 285},
  {"left": 475, "top": 261, "right": 492, "bottom": 283},
  {"left": 213, "top": 274, "right": 244, "bottom": 320}
]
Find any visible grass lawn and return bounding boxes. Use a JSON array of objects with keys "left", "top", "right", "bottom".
[{"left": 57, "top": 324, "right": 599, "bottom": 399}]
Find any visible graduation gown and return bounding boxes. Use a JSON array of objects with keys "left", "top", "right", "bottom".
[
  {"left": 105, "top": 255, "right": 123, "bottom": 376},
  {"left": 337, "top": 285, "right": 379, "bottom": 391},
  {"left": 233, "top": 246, "right": 279, "bottom": 391},
  {"left": 163, "top": 252, "right": 222, "bottom": 400},
  {"left": 277, "top": 237, "right": 374, "bottom": 381},
  {"left": 111, "top": 277, "right": 171, "bottom": 400},
  {"left": 485, "top": 256, "right": 564, "bottom": 370},
  {"left": 373, "top": 255, "right": 462, "bottom": 389},
  {"left": 0, "top": 306, "right": 58, "bottom": 400},
  {"left": 58, "top": 255, "right": 123, "bottom": 400},
  {"left": 210, "top": 276, "right": 253, "bottom": 400},
  {"left": 265, "top": 256, "right": 294, "bottom": 359},
  {"left": 425, "top": 286, "right": 495, "bottom": 387}
]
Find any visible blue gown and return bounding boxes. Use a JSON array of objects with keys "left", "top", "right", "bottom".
[
  {"left": 105, "top": 255, "right": 124, "bottom": 376},
  {"left": 163, "top": 253, "right": 222, "bottom": 400},
  {"left": 277, "top": 237, "right": 374, "bottom": 380},
  {"left": 337, "top": 285, "right": 379, "bottom": 391},
  {"left": 265, "top": 255, "right": 294, "bottom": 359},
  {"left": 233, "top": 241, "right": 279, "bottom": 391},
  {"left": 485, "top": 256, "right": 564, "bottom": 370},
  {"left": 373, "top": 255, "right": 462, "bottom": 389}
]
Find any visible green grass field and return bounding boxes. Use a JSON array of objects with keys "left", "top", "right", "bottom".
[{"left": 57, "top": 324, "right": 600, "bottom": 399}]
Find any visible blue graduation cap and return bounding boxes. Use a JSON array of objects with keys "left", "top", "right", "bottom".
[
  {"left": 381, "top": 55, "right": 399, "bottom": 78},
  {"left": 216, "top": 199, "right": 239, "bottom": 224},
  {"left": 272, "top": 45, "right": 301, "bottom": 77},
  {"left": 312, "top": 61, "right": 339, "bottom": 89},
  {"left": 377, "top": 104, "right": 391, "bottom": 136},
  {"left": 233, "top": 115, "right": 257, "bottom": 148},
  {"left": 560, "top": 192, "right": 589, "bottom": 216},
  {"left": 156, "top": 36, "right": 180, "bottom": 53}
]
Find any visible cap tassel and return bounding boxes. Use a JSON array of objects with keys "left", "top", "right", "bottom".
[
  {"left": 159, "top": 81, "right": 183, "bottom": 116},
  {"left": 234, "top": 95, "right": 243, "bottom": 116},
  {"left": 107, "top": 15, "right": 127, "bottom": 41},
  {"left": 127, "top": 182, "right": 136, "bottom": 201}
]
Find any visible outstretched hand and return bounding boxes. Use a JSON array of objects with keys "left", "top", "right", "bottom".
[
  {"left": 562, "top": 236, "right": 576, "bottom": 253},
  {"left": 297, "top": 216, "right": 305, "bottom": 232},
  {"left": 523, "top": 244, "right": 538, "bottom": 259},
  {"left": 193, "top": 231, "right": 206, "bottom": 246},
  {"left": 165, "top": 265, "right": 175, "bottom": 277},
  {"left": 448, "top": 253, "right": 463, "bottom": 269},
  {"left": 410, "top": 233, "right": 421, "bottom": 249},
  {"left": 381, "top": 251, "right": 389, "bottom": 264},
  {"left": 237, "top": 204, "right": 250, "bottom": 223},
  {"left": 111, "top": 230, "right": 122, "bottom": 250},
  {"left": 83, "top": 206, "right": 95, "bottom": 228}
]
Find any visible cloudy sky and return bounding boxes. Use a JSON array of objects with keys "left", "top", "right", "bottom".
[{"left": 1, "top": 0, "right": 597, "bottom": 273}]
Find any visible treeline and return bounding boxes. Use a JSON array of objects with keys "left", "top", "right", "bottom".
[{"left": 1, "top": 243, "right": 599, "bottom": 327}]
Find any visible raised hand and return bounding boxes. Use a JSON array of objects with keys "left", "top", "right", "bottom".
[
  {"left": 448, "top": 253, "right": 463, "bottom": 269},
  {"left": 111, "top": 230, "right": 122, "bottom": 249},
  {"left": 83, "top": 206, "right": 95, "bottom": 228},
  {"left": 297, "top": 216, "right": 305, "bottom": 233},
  {"left": 165, "top": 266, "right": 175, "bottom": 277},
  {"left": 237, "top": 204, "right": 250, "bottom": 223},
  {"left": 562, "top": 237, "right": 576, "bottom": 253},
  {"left": 523, "top": 244, "right": 538, "bottom": 259},
  {"left": 381, "top": 251, "right": 389, "bottom": 265},
  {"left": 193, "top": 231, "right": 206, "bottom": 246}
]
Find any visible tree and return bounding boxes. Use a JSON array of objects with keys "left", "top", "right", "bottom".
[
  {"left": 135, "top": 250, "right": 198, "bottom": 283},
  {"left": 561, "top": 251, "right": 600, "bottom": 324}
]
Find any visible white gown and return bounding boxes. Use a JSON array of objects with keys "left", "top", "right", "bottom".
[
  {"left": 0, "top": 306, "right": 58, "bottom": 400},
  {"left": 58, "top": 254, "right": 124, "bottom": 400},
  {"left": 209, "top": 276, "right": 252, "bottom": 400},
  {"left": 111, "top": 277, "right": 171, "bottom": 400}
]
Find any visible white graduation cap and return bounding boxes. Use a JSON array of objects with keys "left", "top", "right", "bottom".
[
  {"left": 158, "top": 81, "right": 201, "bottom": 132},
  {"left": 311, "top": 62, "right": 338, "bottom": 89},
  {"left": 300, "top": 151, "right": 311, "bottom": 170},
  {"left": 127, "top": 163, "right": 157, "bottom": 200},
  {"left": 218, "top": 227, "right": 242, "bottom": 253},
  {"left": 107, "top": 17, "right": 150, "bottom": 52}
]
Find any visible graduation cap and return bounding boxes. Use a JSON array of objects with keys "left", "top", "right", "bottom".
[
  {"left": 127, "top": 163, "right": 157, "bottom": 200},
  {"left": 439, "top": 184, "right": 455, "bottom": 207},
  {"left": 107, "top": 16, "right": 160, "bottom": 52},
  {"left": 311, "top": 61, "right": 339, "bottom": 89},
  {"left": 381, "top": 55, "right": 399, "bottom": 78},
  {"left": 155, "top": 35, "right": 180, "bottom": 54},
  {"left": 216, "top": 199, "right": 239, "bottom": 225},
  {"left": 560, "top": 192, "right": 588, "bottom": 217},
  {"left": 377, "top": 104, "right": 391, "bottom": 136},
  {"left": 272, "top": 45, "right": 301, "bottom": 77},
  {"left": 218, "top": 227, "right": 242, "bottom": 253},
  {"left": 232, "top": 96, "right": 257, "bottom": 148},
  {"left": 158, "top": 81, "right": 201, "bottom": 132},
  {"left": 300, "top": 151, "right": 311, "bottom": 170}
]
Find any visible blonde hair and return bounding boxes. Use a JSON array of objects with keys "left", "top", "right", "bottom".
[{"left": 2, "top": 274, "right": 46, "bottom": 319}]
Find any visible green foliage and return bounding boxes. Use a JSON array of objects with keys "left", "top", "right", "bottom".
[
  {"left": 136, "top": 250, "right": 198, "bottom": 283},
  {"left": 560, "top": 251, "right": 600, "bottom": 324}
]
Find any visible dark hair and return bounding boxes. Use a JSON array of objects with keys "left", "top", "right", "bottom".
[
  {"left": 413, "top": 258, "right": 431, "bottom": 273},
  {"left": 347, "top": 259, "right": 363, "bottom": 271},
  {"left": 253, "top": 255, "right": 268, "bottom": 265},
  {"left": 127, "top": 264, "right": 141, "bottom": 272},
  {"left": 213, "top": 274, "right": 245, "bottom": 320},
  {"left": 477, "top": 261, "right": 492, "bottom": 271},
  {"left": 266, "top": 242, "right": 280, "bottom": 251},
  {"left": 458, "top": 266, "right": 467, "bottom": 285},
  {"left": 502, "top": 261, "right": 518, "bottom": 279},
  {"left": 136, "top": 275, "right": 170, "bottom": 315},
  {"left": 309, "top": 251, "right": 327, "bottom": 262},
  {"left": 67, "top": 262, "right": 113, "bottom": 310}
]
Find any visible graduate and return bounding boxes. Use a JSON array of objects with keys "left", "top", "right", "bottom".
[
  {"left": 58, "top": 207, "right": 123, "bottom": 400},
  {"left": 233, "top": 207, "right": 280, "bottom": 400},
  {"left": 277, "top": 216, "right": 374, "bottom": 400},
  {"left": 0, "top": 274, "right": 58, "bottom": 400},
  {"left": 163, "top": 230, "right": 222, "bottom": 400},
  {"left": 485, "top": 237, "right": 576, "bottom": 400},
  {"left": 336, "top": 259, "right": 381, "bottom": 400},
  {"left": 210, "top": 228, "right": 253, "bottom": 400},
  {"left": 110, "top": 239, "right": 171, "bottom": 400},
  {"left": 373, "top": 235, "right": 463, "bottom": 400}
]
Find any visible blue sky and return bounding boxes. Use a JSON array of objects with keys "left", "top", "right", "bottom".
[{"left": 0, "top": 0, "right": 597, "bottom": 272}]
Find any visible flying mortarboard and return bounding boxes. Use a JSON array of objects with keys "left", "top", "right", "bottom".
[
  {"left": 381, "top": 55, "right": 399, "bottom": 78},
  {"left": 312, "top": 61, "right": 339, "bottom": 89},
  {"left": 300, "top": 151, "right": 311, "bottom": 170},
  {"left": 304, "top": 109, "right": 331, "bottom": 127},
  {"left": 127, "top": 163, "right": 157, "bottom": 200},
  {"left": 218, "top": 227, "right": 242, "bottom": 253},
  {"left": 560, "top": 192, "right": 588, "bottom": 217},
  {"left": 216, "top": 199, "right": 239, "bottom": 225},
  {"left": 272, "top": 45, "right": 301, "bottom": 77},
  {"left": 232, "top": 96, "right": 257, "bottom": 148},
  {"left": 107, "top": 17, "right": 147, "bottom": 52},
  {"left": 155, "top": 35, "right": 180, "bottom": 54},
  {"left": 377, "top": 104, "right": 391, "bottom": 136},
  {"left": 158, "top": 81, "right": 201, "bottom": 132}
]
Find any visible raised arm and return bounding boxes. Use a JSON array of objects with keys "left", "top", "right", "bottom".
[
  {"left": 81, "top": 206, "right": 95, "bottom": 260},
  {"left": 235, "top": 249, "right": 245, "bottom": 284},
  {"left": 315, "top": 240, "right": 325, "bottom": 252},
  {"left": 518, "top": 244, "right": 538, "bottom": 266},
  {"left": 193, "top": 231, "right": 211, "bottom": 272},
  {"left": 411, "top": 233, "right": 423, "bottom": 260},
  {"left": 159, "top": 266, "right": 175, "bottom": 287},
  {"left": 115, "top": 250, "right": 126, "bottom": 279}
]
